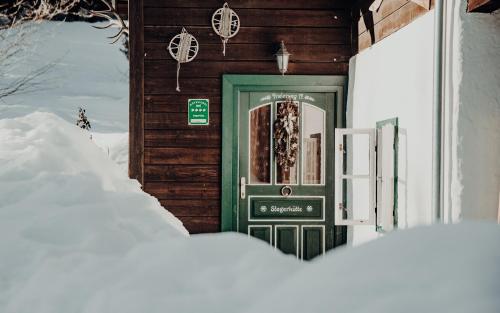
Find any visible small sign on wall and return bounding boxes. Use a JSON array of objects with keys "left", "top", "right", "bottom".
[{"left": 188, "top": 99, "right": 209, "bottom": 125}]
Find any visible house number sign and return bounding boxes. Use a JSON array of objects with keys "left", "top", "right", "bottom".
[{"left": 188, "top": 99, "right": 209, "bottom": 125}]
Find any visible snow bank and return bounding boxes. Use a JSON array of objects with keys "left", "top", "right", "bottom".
[
  {"left": 0, "top": 112, "right": 498, "bottom": 313},
  {"left": 0, "top": 112, "right": 298, "bottom": 313},
  {"left": 92, "top": 132, "right": 128, "bottom": 171},
  {"left": 248, "top": 222, "right": 500, "bottom": 313},
  {"left": 0, "top": 112, "right": 187, "bottom": 310}
]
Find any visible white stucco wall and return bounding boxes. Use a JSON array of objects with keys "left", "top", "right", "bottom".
[
  {"left": 444, "top": 1, "right": 500, "bottom": 222},
  {"left": 346, "top": 12, "right": 435, "bottom": 245},
  {"left": 346, "top": 1, "right": 500, "bottom": 245}
]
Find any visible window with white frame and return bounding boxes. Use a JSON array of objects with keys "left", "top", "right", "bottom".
[{"left": 334, "top": 122, "right": 397, "bottom": 230}]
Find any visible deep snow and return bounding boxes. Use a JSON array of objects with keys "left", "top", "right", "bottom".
[
  {"left": 0, "top": 113, "right": 298, "bottom": 313},
  {"left": 0, "top": 113, "right": 498, "bottom": 313},
  {"left": 247, "top": 222, "right": 500, "bottom": 313}
]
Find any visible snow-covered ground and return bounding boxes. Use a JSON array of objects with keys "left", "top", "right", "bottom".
[
  {"left": 0, "top": 112, "right": 297, "bottom": 313},
  {"left": 0, "top": 22, "right": 128, "bottom": 132},
  {"left": 0, "top": 21, "right": 499, "bottom": 313},
  {"left": 0, "top": 21, "right": 129, "bottom": 170},
  {"left": 0, "top": 113, "right": 498, "bottom": 313}
]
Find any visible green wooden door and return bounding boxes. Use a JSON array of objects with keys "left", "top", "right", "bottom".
[
  {"left": 222, "top": 75, "right": 347, "bottom": 260},
  {"left": 240, "top": 92, "right": 334, "bottom": 260}
]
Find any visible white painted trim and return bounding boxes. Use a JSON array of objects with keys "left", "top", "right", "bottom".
[
  {"left": 248, "top": 225, "right": 273, "bottom": 245},
  {"left": 274, "top": 225, "right": 300, "bottom": 258},
  {"left": 300, "top": 225, "right": 326, "bottom": 260},
  {"left": 341, "top": 174, "right": 370, "bottom": 179},
  {"left": 334, "top": 128, "right": 376, "bottom": 226},
  {"left": 247, "top": 195, "right": 325, "bottom": 222},
  {"left": 376, "top": 124, "right": 396, "bottom": 232}
]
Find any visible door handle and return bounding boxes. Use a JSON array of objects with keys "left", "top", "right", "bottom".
[{"left": 240, "top": 177, "right": 246, "bottom": 199}]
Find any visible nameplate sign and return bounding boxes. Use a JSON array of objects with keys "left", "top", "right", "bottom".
[
  {"left": 251, "top": 198, "right": 323, "bottom": 220},
  {"left": 259, "top": 93, "right": 316, "bottom": 103}
]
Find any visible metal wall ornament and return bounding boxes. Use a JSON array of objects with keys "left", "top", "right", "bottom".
[
  {"left": 211, "top": 2, "right": 240, "bottom": 56},
  {"left": 167, "top": 27, "right": 199, "bottom": 92}
]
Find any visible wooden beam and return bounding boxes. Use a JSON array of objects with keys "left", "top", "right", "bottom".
[
  {"left": 409, "top": 0, "right": 431, "bottom": 9},
  {"left": 467, "top": 0, "right": 500, "bottom": 12},
  {"left": 358, "top": 1, "right": 430, "bottom": 51},
  {"left": 128, "top": 0, "right": 145, "bottom": 184}
]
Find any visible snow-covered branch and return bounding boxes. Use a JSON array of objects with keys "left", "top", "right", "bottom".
[{"left": 0, "top": 0, "right": 84, "bottom": 30}]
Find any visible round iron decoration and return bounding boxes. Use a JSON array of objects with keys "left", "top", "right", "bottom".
[
  {"left": 167, "top": 27, "right": 199, "bottom": 92},
  {"left": 211, "top": 2, "right": 240, "bottom": 56},
  {"left": 280, "top": 185, "right": 293, "bottom": 197}
]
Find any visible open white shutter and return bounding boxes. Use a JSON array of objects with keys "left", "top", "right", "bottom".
[
  {"left": 376, "top": 124, "right": 396, "bottom": 232},
  {"left": 334, "top": 128, "right": 376, "bottom": 225}
]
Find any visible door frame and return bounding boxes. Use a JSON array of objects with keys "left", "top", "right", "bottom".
[{"left": 221, "top": 75, "right": 348, "bottom": 231}]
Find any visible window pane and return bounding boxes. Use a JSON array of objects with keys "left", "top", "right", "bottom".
[
  {"left": 249, "top": 104, "right": 271, "bottom": 184},
  {"left": 275, "top": 101, "right": 299, "bottom": 185},
  {"left": 302, "top": 104, "right": 324, "bottom": 184},
  {"left": 343, "top": 134, "right": 370, "bottom": 176},
  {"left": 342, "top": 178, "right": 370, "bottom": 221}
]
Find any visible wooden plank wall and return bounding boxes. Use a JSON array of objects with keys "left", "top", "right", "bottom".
[
  {"left": 138, "top": 0, "right": 352, "bottom": 233},
  {"left": 128, "top": 0, "right": 144, "bottom": 184},
  {"left": 354, "top": 0, "right": 433, "bottom": 52},
  {"left": 116, "top": 0, "right": 128, "bottom": 18}
]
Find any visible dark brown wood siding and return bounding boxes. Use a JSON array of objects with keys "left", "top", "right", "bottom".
[
  {"left": 129, "top": 0, "right": 144, "bottom": 183},
  {"left": 135, "top": 0, "right": 352, "bottom": 233}
]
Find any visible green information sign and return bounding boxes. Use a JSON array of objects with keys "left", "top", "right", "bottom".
[{"left": 188, "top": 99, "right": 209, "bottom": 125}]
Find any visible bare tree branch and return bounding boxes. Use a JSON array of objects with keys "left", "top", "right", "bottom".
[
  {"left": 0, "top": 62, "right": 52, "bottom": 99},
  {"left": 0, "top": 1, "right": 128, "bottom": 42},
  {"left": 0, "top": 24, "right": 57, "bottom": 100},
  {"left": 0, "top": 0, "right": 86, "bottom": 30},
  {"left": 0, "top": 0, "right": 128, "bottom": 100},
  {"left": 85, "top": 0, "right": 128, "bottom": 44}
]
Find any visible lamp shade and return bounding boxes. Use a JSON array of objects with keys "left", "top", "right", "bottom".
[{"left": 275, "top": 41, "right": 291, "bottom": 75}]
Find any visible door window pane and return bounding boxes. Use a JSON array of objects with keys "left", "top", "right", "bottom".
[
  {"left": 249, "top": 104, "right": 271, "bottom": 184},
  {"left": 302, "top": 104, "right": 324, "bottom": 184},
  {"left": 275, "top": 100, "right": 299, "bottom": 185}
]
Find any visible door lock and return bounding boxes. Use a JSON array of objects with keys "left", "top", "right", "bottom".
[{"left": 240, "top": 177, "right": 246, "bottom": 199}]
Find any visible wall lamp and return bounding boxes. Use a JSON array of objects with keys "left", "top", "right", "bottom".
[{"left": 275, "top": 41, "right": 291, "bottom": 76}]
